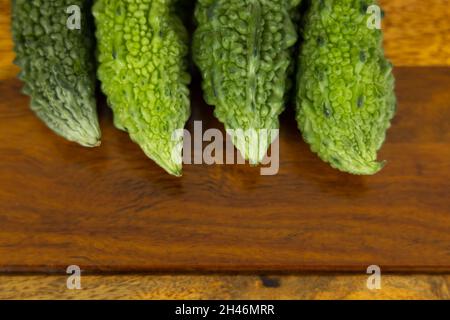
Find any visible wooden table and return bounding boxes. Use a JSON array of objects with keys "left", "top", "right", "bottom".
[{"left": 0, "top": 0, "right": 449, "bottom": 299}]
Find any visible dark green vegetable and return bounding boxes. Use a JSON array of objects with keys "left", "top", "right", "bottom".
[
  {"left": 296, "top": 0, "right": 396, "bottom": 174},
  {"left": 94, "top": 0, "right": 191, "bottom": 176},
  {"left": 12, "top": 0, "right": 101, "bottom": 147},
  {"left": 193, "top": 0, "right": 301, "bottom": 164}
]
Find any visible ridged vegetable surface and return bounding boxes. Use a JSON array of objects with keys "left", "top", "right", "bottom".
[
  {"left": 11, "top": 0, "right": 101, "bottom": 147},
  {"left": 94, "top": 0, "right": 191, "bottom": 176},
  {"left": 193, "top": 0, "right": 300, "bottom": 164},
  {"left": 296, "top": 0, "right": 396, "bottom": 175}
]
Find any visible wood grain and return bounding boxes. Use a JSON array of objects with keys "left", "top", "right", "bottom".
[
  {"left": 0, "top": 0, "right": 449, "bottom": 276},
  {"left": 0, "top": 274, "right": 448, "bottom": 300},
  {"left": 0, "top": 67, "right": 449, "bottom": 273},
  {"left": 382, "top": 0, "right": 450, "bottom": 66},
  {"left": 0, "top": 0, "right": 17, "bottom": 80},
  {"left": 1, "top": 1, "right": 449, "bottom": 299}
]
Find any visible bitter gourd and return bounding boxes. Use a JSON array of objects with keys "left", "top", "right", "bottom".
[
  {"left": 94, "top": 0, "right": 191, "bottom": 176},
  {"left": 193, "top": 0, "right": 301, "bottom": 164},
  {"left": 296, "top": 0, "right": 396, "bottom": 175},
  {"left": 12, "top": 0, "right": 101, "bottom": 147}
]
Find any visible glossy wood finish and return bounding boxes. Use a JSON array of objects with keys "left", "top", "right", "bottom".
[
  {"left": 0, "top": 67, "right": 449, "bottom": 273},
  {"left": 0, "top": 0, "right": 449, "bottom": 275}
]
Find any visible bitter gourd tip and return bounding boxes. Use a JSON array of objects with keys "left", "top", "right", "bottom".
[
  {"left": 56, "top": 125, "right": 101, "bottom": 148},
  {"left": 63, "top": 133, "right": 101, "bottom": 148},
  {"left": 231, "top": 131, "right": 273, "bottom": 166},
  {"left": 78, "top": 133, "right": 101, "bottom": 148},
  {"left": 151, "top": 157, "right": 183, "bottom": 176},
  {"left": 164, "top": 164, "right": 183, "bottom": 177},
  {"left": 328, "top": 157, "right": 385, "bottom": 175},
  {"left": 142, "top": 147, "right": 183, "bottom": 177},
  {"left": 29, "top": 92, "right": 102, "bottom": 148}
]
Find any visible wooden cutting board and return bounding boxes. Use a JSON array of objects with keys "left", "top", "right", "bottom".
[{"left": 0, "top": 67, "right": 449, "bottom": 273}]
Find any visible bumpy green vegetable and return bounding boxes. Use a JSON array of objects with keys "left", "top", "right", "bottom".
[
  {"left": 12, "top": 0, "right": 101, "bottom": 147},
  {"left": 193, "top": 0, "right": 300, "bottom": 164},
  {"left": 296, "top": 0, "right": 396, "bottom": 175},
  {"left": 94, "top": 0, "right": 190, "bottom": 176}
]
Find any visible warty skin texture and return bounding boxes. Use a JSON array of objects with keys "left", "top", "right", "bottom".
[
  {"left": 193, "top": 0, "right": 301, "bottom": 164},
  {"left": 296, "top": 0, "right": 396, "bottom": 175},
  {"left": 12, "top": 0, "right": 101, "bottom": 147},
  {"left": 94, "top": 0, "right": 191, "bottom": 176}
]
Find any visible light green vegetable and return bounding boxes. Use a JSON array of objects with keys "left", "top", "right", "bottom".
[
  {"left": 12, "top": 0, "right": 101, "bottom": 147},
  {"left": 193, "top": 0, "right": 301, "bottom": 164},
  {"left": 94, "top": 0, "right": 191, "bottom": 176},
  {"left": 296, "top": 0, "right": 396, "bottom": 174}
]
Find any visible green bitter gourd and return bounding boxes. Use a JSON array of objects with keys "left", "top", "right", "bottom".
[
  {"left": 193, "top": 0, "right": 301, "bottom": 164},
  {"left": 296, "top": 0, "right": 396, "bottom": 175},
  {"left": 94, "top": 0, "right": 191, "bottom": 176},
  {"left": 11, "top": 0, "right": 101, "bottom": 147}
]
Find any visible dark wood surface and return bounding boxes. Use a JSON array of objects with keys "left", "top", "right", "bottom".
[{"left": 0, "top": 67, "right": 449, "bottom": 273}]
